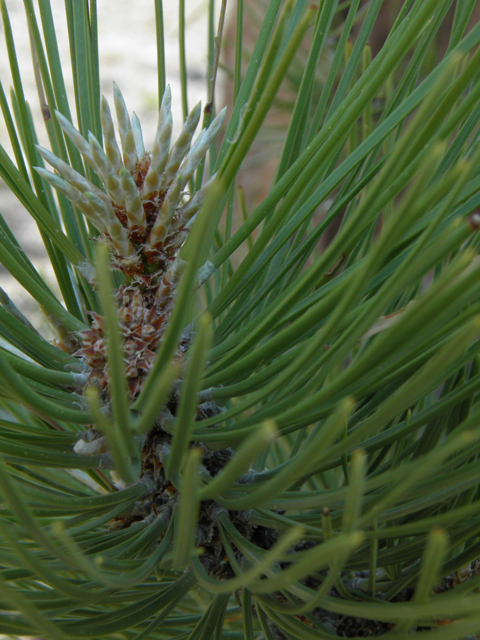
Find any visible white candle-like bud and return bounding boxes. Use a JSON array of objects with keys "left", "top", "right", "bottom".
[
  {"left": 155, "top": 257, "right": 186, "bottom": 305},
  {"left": 113, "top": 82, "right": 138, "bottom": 172},
  {"left": 162, "top": 101, "right": 202, "bottom": 189},
  {"left": 109, "top": 220, "right": 136, "bottom": 258},
  {"left": 35, "top": 167, "right": 107, "bottom": 232},
  {"left": 85, "top": 192, "right": 134, "bottom": 258},
  {"left": 176, "top": 129, "right": 207, "bottom": 185},
  {"left": 88, "top": 134, "right": 124, "bottom": 205},
  {"left": 39, "top": 87, "right": 226, "bottom": 272},
  {"left": 120, "top": 168, "right": 146, "bottom": 232},
  {"left": 36, "top": 145, "right": 110, "bottom": 206},
  {"left": 178, "top": 107, "right": 226, "bottom": 184},
  {"left": 144, "top": 87, "right": 173, "bottom": 194},
  {"left": 84, "top": 192, "right": 116, "bottom": 226},
  {"left": 172, "top": 173, "right": 217, "bottom": 230},
  {"left": 100, "top": 95, "right": 123, "bottom": 172},
  {"left": 55, "top": 111, "right": 97, "bottom": 171},
  {"left": 146, "top": 176, "right": 183, "bottom": 248},
  {"left": 132, "top": 112, "right": 145, "bottom": 158}
]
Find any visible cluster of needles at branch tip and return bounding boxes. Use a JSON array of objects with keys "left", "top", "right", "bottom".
[
  {"left": 39, "top": 85, "right": 278, "bottom": 586},
  {"left": 38, "top": 84, "right": 225, "bottom": 397}
]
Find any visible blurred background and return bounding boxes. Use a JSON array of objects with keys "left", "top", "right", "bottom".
[{"left": 223, "top": 0, "right": 480, "bottom": 210}]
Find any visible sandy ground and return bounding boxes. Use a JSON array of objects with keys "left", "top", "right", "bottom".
[{"left": 0, "top": 0, "right": 229, "bottom": 331}]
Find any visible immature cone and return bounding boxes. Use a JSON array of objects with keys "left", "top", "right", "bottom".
[{"left": 36, "top": 85, "right": 225, "bottom": 397}]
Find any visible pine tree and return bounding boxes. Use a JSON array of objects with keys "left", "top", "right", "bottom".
[{"left": 1, "top": 1, "right": 480, "bottom": 638}]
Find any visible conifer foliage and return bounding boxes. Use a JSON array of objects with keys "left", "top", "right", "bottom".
[{"left": 1, "top": 1, "right": 480, "bottom": 638}]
